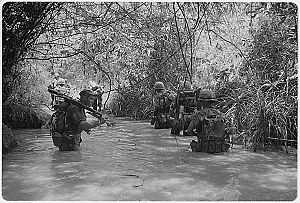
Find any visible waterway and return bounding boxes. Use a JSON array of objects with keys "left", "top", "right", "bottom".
[{"left": 2, "top": 119, "right": 297, "bottom": 201}]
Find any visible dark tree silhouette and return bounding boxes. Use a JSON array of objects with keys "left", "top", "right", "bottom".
[{"left": 2, "top": 2, "right": 62, "bottom": 103}]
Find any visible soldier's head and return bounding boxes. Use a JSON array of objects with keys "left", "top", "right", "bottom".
[
  {"left": 89, "top": 81, "right": 99, "bottom": 91},
  {"left": 56, "top": 78, "right": 66, "bottom": 87},
  {"left": 154, "top": 82, "right": 165, "bottom": 94},
  {"left": 192, "top": 83, "right": 199, "bottom": 90},
  {"left": 179, "top": 81, "right": 192, "bottom": 90},
  {"left": 80, "top": 89, "right": 97, "bottom": 106},
  {"left": 92, "top": 86, "right": 99, "bottom": 91},
  {"left": 54, "top": 72, "right": 60, "bottom": 79},
  {"left": 197, "top": 89, "right": 217, "bottom": 109},
  {"left": 88, "top": 93, "right": 97, "bottom": 106}
]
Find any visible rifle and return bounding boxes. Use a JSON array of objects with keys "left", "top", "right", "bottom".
[{"left": 48, "top": 87, "right": 102, "bottom": 119}]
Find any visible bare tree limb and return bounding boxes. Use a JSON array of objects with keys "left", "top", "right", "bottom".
[
  {"left": 39, "top": 3, "right": 145, "bottom": 44},
  {"left": 24, "top": 52, "right": 80, "bottom": 60},
  {"left": 37, "top": 41, "right": 113, "bottom": 101},
  {"left": 177, "top": 2, "right": 194, "bottom": 84},
  {"left": 173, "top": 3, "right": 191, "bottom": 82},
  {"left": 208, "top": 29, "right": 254, "bottom": 71}
]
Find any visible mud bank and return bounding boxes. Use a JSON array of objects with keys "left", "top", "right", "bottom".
[{"left": 2, "top": 104, "right": 51, "bottom": 153}]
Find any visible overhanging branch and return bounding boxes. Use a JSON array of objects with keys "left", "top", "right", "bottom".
[{"left": 24, "top": 52, "right": 80, "bottom": 60}]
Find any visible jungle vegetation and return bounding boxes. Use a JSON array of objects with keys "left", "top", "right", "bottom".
[{"left": 2, "top": 2, "right": 298, "bottom": 149}]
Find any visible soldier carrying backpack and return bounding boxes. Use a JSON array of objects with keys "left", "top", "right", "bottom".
[
  {"left": 151, "top": 82, "right": 175, "bottom": 129},
  {"left": 88, "top": 81, "right": 103, "bottom": 111},
  {"left": 49, "top": 87, "right": 102, "bottom": 151},
  {"left": 188, "top": 89, "right": 230, "bottom": 153}
]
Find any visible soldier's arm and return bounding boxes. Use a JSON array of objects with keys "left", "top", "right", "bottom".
[
  {"left": 68, "top": 105, "right": 100, "bottom": 133},
  {"left": 78, "top": 118, "right": 100, "bottom": 131},
  {"left": 166, "top": 90, "right": 176, "bottom": 102},
  {"left": 153, "top": 96, "right": 159, "bottom": 107}
]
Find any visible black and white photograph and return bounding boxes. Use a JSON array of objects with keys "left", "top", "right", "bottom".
[{"left": 2, "top": 1, "right": 298, "bottom": 201}]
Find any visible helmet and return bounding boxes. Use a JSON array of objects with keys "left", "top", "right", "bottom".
[
  {"left": 197, "top": 89, "right": 217, "bottom": 102},
  {"left": 80, "top": 89, "right": 97, "bottom": 106},
  {"left": 89, "top": 81, "right": 97, "bottom": 87},
  {"left": 154, "top": 82, "right": 165, "bottom": 90},
  {"left": 54, "top": 73, "right": 60, "bottom": 78},
  {"left": 56, "top": 78, "right": 66, "bottom": 85},
  {"left": 89, "top": 81, "right": 100, "bottom": 91},
  {"left": 79, "top": 89, "right": 97, "bottom": 97},
  {"left": 183, "top": 81, "right": 192, "bottom": 90},
  {"left": 179, "top": 81, "right": 192, "bottom": 90}
]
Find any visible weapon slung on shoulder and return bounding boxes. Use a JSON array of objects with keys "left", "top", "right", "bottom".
[{"left": 48, "top": 87, "right": 102, "bottom": 119}]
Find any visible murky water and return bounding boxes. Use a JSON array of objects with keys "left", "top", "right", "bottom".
[{"left": 2, "top": 119, "right": 297, "bottom": 201}]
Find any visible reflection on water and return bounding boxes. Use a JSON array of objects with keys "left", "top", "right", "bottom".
[
  {"left": 222, "top": 175, "right": 241, "bottom": 200},
  {"left": 2, "top": 120, "right": 297, "bottom": 201}
]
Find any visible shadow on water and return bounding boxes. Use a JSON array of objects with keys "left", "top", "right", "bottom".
[{"left": 2, "top": 119, "right": 297, "bottom": 201}]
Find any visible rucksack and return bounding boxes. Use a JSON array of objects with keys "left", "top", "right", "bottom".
[
  {"left": 50, "top": 109, "right": 68, "bottom": 134},
  {"left": 155, "top": 94, "right": 170, "bottom": 113}
]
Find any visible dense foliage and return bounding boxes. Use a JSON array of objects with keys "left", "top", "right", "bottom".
[
  {"left": 216, "top": 3, "right": 297, "bottom": 149},
  {"left": 2, "top": 2, "right": 62, "bottom": 128},
  {"left": 2, "top": 2, "right": 61, "bottom": 104}
]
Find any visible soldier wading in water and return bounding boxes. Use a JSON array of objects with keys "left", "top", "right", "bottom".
[
  {"left": 188, "top": 89, "right": 229, "bottom": 153},
  {"left": 49, "top": 88, "right": 102, "bottom": 151},
  {"left": 151, "top": 81, "right": 176, "bottom": 128}
]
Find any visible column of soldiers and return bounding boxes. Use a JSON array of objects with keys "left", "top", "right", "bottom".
[
  {"left": 151, "top": 81, "right": 228, "bottom": 153},
  {"left": 48, "top": 72, "right": 227, "bottom": 153}
]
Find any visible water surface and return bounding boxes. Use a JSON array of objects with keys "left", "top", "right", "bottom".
[{"left": 2, "top": 119, "right": 297, "bottom": 201}]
